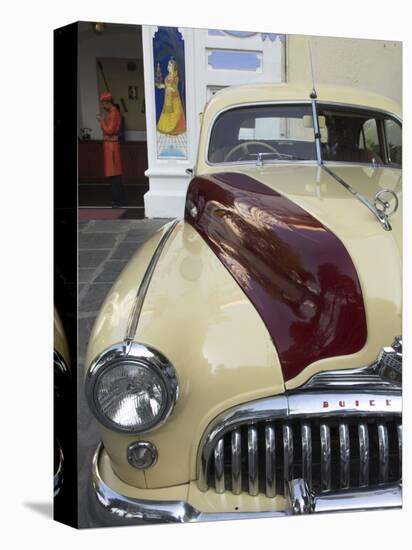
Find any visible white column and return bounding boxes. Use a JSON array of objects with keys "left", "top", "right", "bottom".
[{"left": 142, "top": 25, "right": 196, "bottom": 219}]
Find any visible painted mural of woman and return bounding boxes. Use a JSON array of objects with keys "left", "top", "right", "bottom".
[{"left": 155, "top": 57, "right": 186, "bottom": 135}]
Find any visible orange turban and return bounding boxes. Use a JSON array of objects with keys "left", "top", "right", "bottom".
[{"left": 100, "top": 92, "right": 112, "bottom": 102}]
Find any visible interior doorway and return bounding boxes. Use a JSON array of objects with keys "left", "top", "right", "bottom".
[{"left": 78, "top": 23, "right": 148, "bottom": 219}]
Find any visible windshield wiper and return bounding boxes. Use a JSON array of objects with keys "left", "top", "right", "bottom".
[
  {"left": 322, "top": 164, "right": 393, "bottom": 231},
  {"left": 253, "top": 152, "right": 303, "bottom": 166}
]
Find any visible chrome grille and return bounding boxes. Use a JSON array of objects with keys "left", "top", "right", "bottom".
[
  {"left": 205, "top": 418, "right": 402, "bottom": 497},
  {"left": 198, "top": 393, "right": 402, "bottom": 498}
]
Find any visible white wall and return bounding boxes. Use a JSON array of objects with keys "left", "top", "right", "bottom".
[
  {"left": 77, "top": 22, "right": 145, "bottom": 141},
  {"left": 288, "top": 35, "right": 402, "bottom": 106}
]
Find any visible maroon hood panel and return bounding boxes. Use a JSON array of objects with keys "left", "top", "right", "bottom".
[{"left": 185, "top": 172, "right": 367, "bottom": 382}]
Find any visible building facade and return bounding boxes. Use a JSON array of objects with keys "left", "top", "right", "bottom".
[{"left": 77, "top": 24, "right": 401, "bottom": 218}]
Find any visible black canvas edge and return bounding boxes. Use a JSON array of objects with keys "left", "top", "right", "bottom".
[{"left": 53, "top": 21, "right": 79, "bottom": 529}]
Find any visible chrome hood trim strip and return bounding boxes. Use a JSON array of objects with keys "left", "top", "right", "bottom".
[{"left": 125, "top": 220, "right": 178, "bottom": 342}]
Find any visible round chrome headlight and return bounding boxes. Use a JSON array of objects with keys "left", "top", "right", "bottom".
[{"left": 86, "top": 342, "right": 179, "bottom": 433}]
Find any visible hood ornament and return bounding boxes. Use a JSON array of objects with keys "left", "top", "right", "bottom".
[
  {"left": 375, "top": 336, "right": 402, "bottom": 386},
  {"left": 374, "top": 189, "right": 399, "bottom": 218}
]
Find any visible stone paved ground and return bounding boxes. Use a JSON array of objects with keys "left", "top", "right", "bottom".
[{"left": 77, "top": 218, "right": 171, "bottom": 527}]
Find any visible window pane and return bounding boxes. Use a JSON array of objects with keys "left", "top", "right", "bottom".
[
  {"left": 360, "top": 119, "right": 380, "bottom": 154},
  {"left": 385, "top": 119, "right": 402, "bottom": 165},
  {"left": 318, "top": 106, "right": 385, "bottom": 164}
]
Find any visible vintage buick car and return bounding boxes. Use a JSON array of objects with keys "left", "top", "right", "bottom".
[{"left": 85, "top": 83, "right": 402, "bottom": 523}]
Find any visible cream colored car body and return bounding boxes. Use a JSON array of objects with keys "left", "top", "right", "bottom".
[{"left": 85, "top": 83, "right": 402, "bottom": 515}]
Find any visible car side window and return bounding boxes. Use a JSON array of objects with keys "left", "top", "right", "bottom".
[{"left": 385, "top": 119, "right": 402, "bottom": 166}]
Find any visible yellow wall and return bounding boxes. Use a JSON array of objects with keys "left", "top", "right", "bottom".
[{"left": 287, "top": 35, "right": 402, "bottom": 107}]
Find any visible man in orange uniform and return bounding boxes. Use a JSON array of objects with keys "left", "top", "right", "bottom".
[{"left": 97, "top": 92, "right": 128, "bottom": 207}]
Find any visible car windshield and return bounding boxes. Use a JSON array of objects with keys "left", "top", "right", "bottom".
[
  {"left": 208, "top": 104, "right": 317, "bottom": 163},
  {"left": 208, "top": 103, "right": 402, "bottom": 167}
]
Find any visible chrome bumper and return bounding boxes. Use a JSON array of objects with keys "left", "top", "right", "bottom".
[
  {"left": 286, "top": 477, "right": 401, "bottom": 514},
  {"left": 91, "top": 444, "right": 401, "bottom": 523}
]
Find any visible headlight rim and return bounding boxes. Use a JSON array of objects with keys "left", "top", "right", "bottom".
[{"left": 86, "top": 341, "right": 179, "bottom": 434}]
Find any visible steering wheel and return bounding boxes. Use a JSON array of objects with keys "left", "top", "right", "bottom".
[{"left": 224, "top": 141, "right": 280, "bottom": 162}]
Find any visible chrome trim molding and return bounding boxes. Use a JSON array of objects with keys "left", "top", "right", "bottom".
[
  {"left": 301, "top": 337, "right": 402, "bottom": 391},
  {"left": 358, "top": 423, "right": 369, "bottom": 486},
  {"left": 301, "top": 423, "right": 312, "bottom": 489},
  {"left": 248, "top": 425, "right": 259, "bottom": 496},
  {"left": 265, "top": 424, "right": 276, "bottom": 497},
  {"left": 231, "top": 429, "right": 242, "bottom": 495},
  {"left": 301, "top": 367, "right": 400, "bottom": 391},
  {"left": 92, "top": 444, "right": 401, "bottom": 522},
  {"left": 283, "top": 423, "right": 293, "bottom": 493},
  {"left": 214, "top": 439, "right": 225, "bottom": 494},
  {"left": 318, "top": 100, "right": 402, "bottom": 125},
  {"left": 319, "top": 160, "right": 401, "bottom": 170},
  {"left": 378, "top": 424, "right": 389, "bottom": 484},
  {"left": 207, "top": 159, "right": 318, "bottom": 168},
  {"left": 86, "top": 341, "right": 179, "bottom": 434},
  {"left": 320, "top": 423, "right": 331, "bottom": 491},
  {"left": 125, "top": 219, "right": 178, "bottom": 341},
  {"left": 339, "top": 423, "right": 350, "bottom": 488}
]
